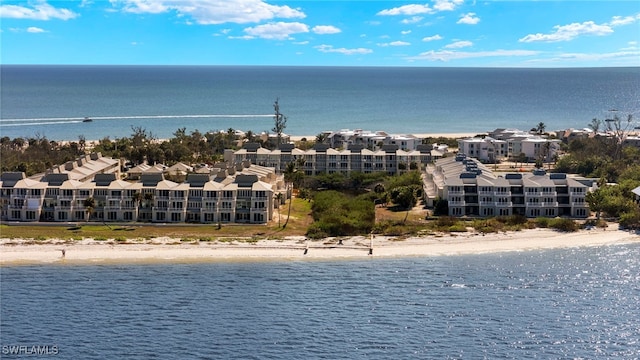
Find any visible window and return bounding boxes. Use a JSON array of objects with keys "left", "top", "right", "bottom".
[
  {"left": 171, "top": 213, "right": 181, "bottom": 222},
  {"left": 108, "top": 212, "right": 117, "bottom": 220}
]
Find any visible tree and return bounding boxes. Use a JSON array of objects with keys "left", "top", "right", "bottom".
[
  {"left": 83, "top": 197, "right": 96, "bottom": 222},
  {"left": 132, "top": 191, "right": 142, "bottom": 220},
  {"left": 315, "top": 133, "right": 327, "bottom": 144},
  {"left": 533, "top": 122, "right": 546, "bottom": 135},
  {"left": 588, "top": 118, "right": 602, "bottom": 133},
  {"left": 272, "top": 98, "right": 287, "bottom": 147},
  {"left": 586, "top": 188, "right": 606, "bottom": 220},
  {"left": 604, "top": 113, "right": 634, "bottom": 160},
  {"left": 274, "top": 192, "right": 283, "bottom": 227}
]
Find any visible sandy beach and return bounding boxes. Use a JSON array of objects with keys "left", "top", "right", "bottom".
[
  {"left": 1, "top": 223, "right": 638, "bottom": 266},
  {"left": 289, "top": 133, "right": 478, "bottom": 142}
]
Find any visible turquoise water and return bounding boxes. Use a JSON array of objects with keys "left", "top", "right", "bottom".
[
  {"left": 2, "top": 244, "right": 639, "bottom": 359},
  {"left": 1, "top": 66, "right": 638, "bottom": 140}
]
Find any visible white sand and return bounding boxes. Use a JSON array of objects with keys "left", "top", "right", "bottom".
[
  {"left": 1, "top": 223, "right": 638, "bottom": 266},
  {"left": 289, "top": 133, "right": 477, "bottom": 142}
]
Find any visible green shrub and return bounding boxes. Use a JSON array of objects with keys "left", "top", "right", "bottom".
[
  {"left": 549, "top": 218, "right": 578, "bottom": 232},
  {"left": 449, "top": 224, "right": 467, "bottom": 232},
  {"left": 535, "top": 217, "right": 550, "bottom": 228}
]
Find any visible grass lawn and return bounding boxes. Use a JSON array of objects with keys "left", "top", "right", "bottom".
[{"left": 0, "top": 198, "right": 314, "bottom": 242}]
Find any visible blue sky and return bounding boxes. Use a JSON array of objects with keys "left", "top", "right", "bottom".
[{"left": 1, "top": 0, "right": 639, "bottom": 67}]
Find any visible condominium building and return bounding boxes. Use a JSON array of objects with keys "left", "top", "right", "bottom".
[
  {"left": 458, "top": 133, "right": 561, "bottom": 163},
  {"left": 323, "top": 129, "right": 423, "bottom": 151},
  {"left": 423, "top": 154, "right": 592, "bottom": 218},
  {"left": 1, "top": 161, "right": 280, "bottom": 224},
  {"left": 229, "top": 142, "right": 435, "bottom": 176}
]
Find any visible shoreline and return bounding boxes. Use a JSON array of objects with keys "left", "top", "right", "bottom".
[{"left": 2, "top": 224, "right": 638, "bottom": 266}]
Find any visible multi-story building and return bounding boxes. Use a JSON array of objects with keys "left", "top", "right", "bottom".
[
  {"left": 230, "top": 143, "right": 435, "bottom": 176},
  {"left": 423, "top": 154, "right": 592, "bottom": 218},
  {"left": 323, "top": 129, "right": 423, "bottom": 151},
  {"left": 458, "top": 133, "right": 560, "bottom": 163},
  {"left": 1, "top": 161, "right": 279, "bottom": 224}
]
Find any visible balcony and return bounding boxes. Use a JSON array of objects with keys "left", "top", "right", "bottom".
[
  {"left": 526, "top": 202, "right": 558, "bottom": 208},
  {"left": 448, "top": 200, "right": 465, "bottom": 206},
  {"left": 494, "top": 201, "right": 513, "bottom": 208}
]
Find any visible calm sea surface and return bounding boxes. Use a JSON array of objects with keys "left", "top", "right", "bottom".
[
  {"left": 2, "top": 244, "right": 639, "bottom": 359},
  {"left": 1, "top": 66, "right": 639, "bottom": 141}
]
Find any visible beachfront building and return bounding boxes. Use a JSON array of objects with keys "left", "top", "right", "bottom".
[
  {"left": 0, "top": 161, "right": 280, "bottom": 224},
  {"left": 423, "top": 154, "right": 592, "bottom": 218},
  {"left": 229, "top": 142, "right": 436, "bottom": 176},
  {"left": 322, "top": 129, "right": 423, "bottom": 151},
  {"left": 459, "top": 131, "right": 561, "bottom": 163}
]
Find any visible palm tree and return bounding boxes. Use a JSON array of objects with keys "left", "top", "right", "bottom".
[
  {"left": 274, "top": 193, "right": 283, "bottom": 228},
  {"left": 132, "top": 191, "right": 142, "bottom": 221},
  {"left": 315, "top": 133, "right": 327, "bottom": 144},
  {"left": 536, "top": 122, "right": 546, "bottom": 135},
  {"left": 83, "top": 197, "right": 96, "bottom": 222}
]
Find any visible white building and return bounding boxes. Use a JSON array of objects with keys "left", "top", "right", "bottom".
[
  {"left": 324, "top": 129, "right": 423, "bottom": 151},
  {"left": 423, "top": 154, "right": 592, "bottom": 218},
  {"left": 458, "top": 131, "right": 560, "bottom": 163},
  {"left": 231, "top": 143, "right": 435, "bottom": 176}
]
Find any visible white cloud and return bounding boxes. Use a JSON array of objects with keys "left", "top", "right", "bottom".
[
  {"left": 378, "top": 1, "right": 462, "bottom": 16},
  {"left": 519, "top": 21, "right": 613, "bottom": 43},
  {"left": 401, "top": 30, "right": 412, "bottom": 35},
  {"left": 527, "top": 50, "right": 640, "bottom": 66},
  {"left": 378, "top": 41, "right": 411, "bottom": 47},
  {"left": 409, "top": 49, "right": 539, "bottom": 62},
  {"left": 422, "top": 34, "right": 443, "bottom": 42},
  {"left": 312, "top": 25, "right": 341, "bottom": 35},
  {"left": 315, "top": 44, "right": 373, "bottom": 55},
  {"left": 445, "top": 40, "right": 472, "bottom": 49},
  {"left": 608, "top": 13, "right": 640, "bottom": 26},
  {"left": 27, "top": 26, "right": 47, "bottom": 33},
  {"left": 377, "top": 4, "right": 434, "bottom": 16},
  {"left": 433, "top": 0, "right": 464, "bottom": 12},
  {"left": 401, "top": 16, "right": 423, "bottom": 24},
  {"left": 244, "top": 21, "right": 308, "bottom": 40},
  {"left": 0, "top": 2, "right": 78, "bottom": 20},
  {"left": 457, "top": 12, "right": 480, "bottom": 25},
  {"left": 112, "top": 0, "right": 305, "bottom": 25}
]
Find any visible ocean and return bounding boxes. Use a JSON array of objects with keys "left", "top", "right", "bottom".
[
  {"left": 1, "top": 65, "right": 639, "bottom": 141},
  {"left": 1, "top": 244, "right": 639, "bottom": 359}
]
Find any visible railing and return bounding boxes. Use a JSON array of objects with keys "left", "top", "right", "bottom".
[{"left": 494, "top": 201, "right": 513, "bottom": 207}]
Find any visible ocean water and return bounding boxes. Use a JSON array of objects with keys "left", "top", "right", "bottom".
[
  {"left": 1, "top": 65, "right": 639, "bottom": 141},
  {"left": 2, "top": 244, "right": 639, "bottom": 359}
]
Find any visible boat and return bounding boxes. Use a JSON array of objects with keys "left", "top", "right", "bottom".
[{"left": 83, "top": 117, "right": 93, "bottom": 122}]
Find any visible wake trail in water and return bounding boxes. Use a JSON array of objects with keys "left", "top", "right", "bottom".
[{"left": 0, "top": 114, "right": 274, "bottom": 125}]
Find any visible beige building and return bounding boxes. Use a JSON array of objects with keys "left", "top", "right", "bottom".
[{"left": 1, "top": 160, "right": 280, "bottom": 225}]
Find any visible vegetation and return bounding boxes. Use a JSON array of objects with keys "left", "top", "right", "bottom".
[
  {"left": 272, "top": 98, "right": 287, "bottom": 148},
  {"left": 306, "top": 190, "right": 375, "bottom": 239}
]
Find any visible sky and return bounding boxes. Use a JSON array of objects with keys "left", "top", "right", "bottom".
[{"left": 1, "top": 0, "right": 639, "bottom": 67}]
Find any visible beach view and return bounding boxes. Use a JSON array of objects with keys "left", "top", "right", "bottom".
[{"left": 1, "top": 1, "right": 640, "bottom": 358}]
